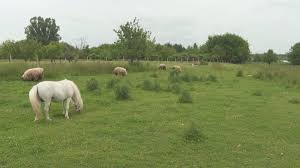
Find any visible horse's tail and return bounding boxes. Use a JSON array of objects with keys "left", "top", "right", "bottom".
[{"left": 29, "top": 85, "right": 42, "bottom": 121}]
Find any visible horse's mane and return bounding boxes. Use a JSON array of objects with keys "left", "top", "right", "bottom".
[{"left": 70, "top": 81, "right": 83, "bottom": 110}]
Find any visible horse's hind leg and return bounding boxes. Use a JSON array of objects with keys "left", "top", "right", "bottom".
[
  {"left": 64, "top": 98, "right": 71, "bottom": 119},
  {"left": 44, "top": 101, "right": 52, "bottom": 121}
]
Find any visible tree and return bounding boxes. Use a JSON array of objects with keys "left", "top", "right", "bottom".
[
  {"left": 37, "top": 42, "right": 63, "bottom": 63},
  {"left": 263, "top": 49, "right": 277, "bottom": 65},
  {"left": 1, "top": 40, "right": 16, "bottom": 62},
  {"left": 114, "top": 18, "right": 154, "bottom": 63},
  {"left": 202, "top": 33, "right": 250, "bottom": 63},
  {"left": 14, "top": 39, "right": 41, "bottom": 62},
  {"left": 288, "top": 42, "right": 300, "bottom": 65},
  {"left": 25, "top": 16, "right": 61, "bottom": 45}
]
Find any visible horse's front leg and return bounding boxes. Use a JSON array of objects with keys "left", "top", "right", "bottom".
[
  {"left": 64, "top": 98, "right": 71, "bottom": 119},
  {"left": 44, "top": 100, "right": 52, "bottom": 121},
  {"left": 62, "top": 100, "right": 66, "bottom": 115}
]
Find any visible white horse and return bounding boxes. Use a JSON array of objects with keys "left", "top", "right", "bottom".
[{"left": 29, "top": 79, "right": 83, "bottom": 121}]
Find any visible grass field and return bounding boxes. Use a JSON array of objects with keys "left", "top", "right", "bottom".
[{"left": 0, "top": 61, "right": 300, "bottom": 167}]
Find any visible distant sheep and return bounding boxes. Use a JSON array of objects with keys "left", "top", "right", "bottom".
[
  {"left": 113, "top": 67, "right": 127, "bottom": 76},
  {"left": 159, "top": 64, "right": 167, "bottom": 70},
  {"left": 22, "top": 68, "right": 44, "bottom": 81},
  {"left": 171, "top": 65, "right": 182, "bottom": 72}
]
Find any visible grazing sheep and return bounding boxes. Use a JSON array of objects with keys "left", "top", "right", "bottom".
[
  {"left": 159, "top": 64, "right": 167, "bottom": 70},
  {"left": 22, "top": 68, "right": 44, "bottom": 81},
  {"left": 113, "top": 67, "right": 128, "bottom": 76},
  {"left": 171, "top": 65, "right": 182, "bottom": 72}
]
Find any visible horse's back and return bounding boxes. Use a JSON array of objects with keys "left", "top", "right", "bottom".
[{"left": 36, "top": 80, "right": 74, "bottom": 101}]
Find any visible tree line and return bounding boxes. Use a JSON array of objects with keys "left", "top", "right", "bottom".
[{"left": 0, "top": 16, "right": 300, "bottom": 64}]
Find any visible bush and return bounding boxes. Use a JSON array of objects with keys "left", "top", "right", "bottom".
[
  {"left": 207, "top": 74, "right": 217, "bottom": 82},
  {"left": 184, "top": 122, "right": 205, "bottom": 143},
  {"left": 150, "top": 73, "right": 158, "bottom": 78},
  {"left": 181, "top": 73, "right": 192, "bottom": 82},
  {"left": 288, "top": 98, "right": 300, "bottom": 104},
  {"left": 167, "top": 83, "right": 182, "bottom": 94},
  {"left": 191, "top": 75, "right": 201, "bottom": 81},
  {"left": 142, "top": 79, "right": 160, "bottom": 92},
  {"left": 253, "top": 90, "right": 263, "bottom": 96},
  {"left": 106, "top": 78, "right": 120, "bottom": 89},
  {"left": 178, "top": 90, "right": 193, "bottom": 103},
  {"left": 253, "top": 71, "right": 264, "bottom": 79},
  {"left": 169, "top": 70, "right": 181, "bottom": 83},
  {"left": 115, "top": 84, "right": 130, "bottom": 100},
  {"left": 236, "top": 70, "right": 243, "bottom": 77},
  {"left": 86, "top": 78, "right": 99, "bottom": 91}
]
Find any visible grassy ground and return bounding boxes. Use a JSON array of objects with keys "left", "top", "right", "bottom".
[{"left": 0, "top": 61, "right": 300, "bottom": 167}]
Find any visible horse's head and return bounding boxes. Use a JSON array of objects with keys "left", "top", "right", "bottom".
[{"left": 72, "top": 97, "right": 83, "bottom": 112}]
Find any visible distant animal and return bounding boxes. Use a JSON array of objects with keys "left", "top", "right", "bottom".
[
  {"left": 192, "top": 62, "right": 200, "bottom": 67},
  {"left": 113, "top": 67, "right": 127, "bottom": 76},
  {"left": 171, "top": 65, "right": 182, "bottom": 72},
  {"left": 159, "top": 64, "right": 167, "bottom": 70},
  {"left": 29, "top": 79, "right": 83, "bottom": 122},
  {"left": 22, "top": 68, "right": 44, "bottom": 81}
]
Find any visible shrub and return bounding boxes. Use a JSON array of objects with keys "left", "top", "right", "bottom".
[
  {"left": 181, "top": 73, "right": 192, "bottom": 82},
  {"left": 288, "top": 98, "right": 300, "bottom": 104},
  {"left": 178, "top": 90, "right": 193, "bottom": 103},
  {"left": 142, "top": 79, "right": 160, "bottom": 92},
  {"left": 236, "top": 70, "right": 243, "bottom": 77},
  {"left": 86, "top": 78, "right": 99, "bottom": 91},
  {"left": 106, "top": 78, "right": 120, "bottom": 89},
  {"left": 152, "top": 80, "right": 161, "bottom": 92},
  {"left": 115, "top": 84, "right": 130, "bottom": 100},
  {"left": 167, "top": 83, "right": 182, "bottom": 94},
  {"left": 207, "top": 74, "right": 217, "bottom": 82},
  {"left": 169, "top": 70, "right": 181, "bottom": 83},
  {"left": 184, "top": 122, "right": 205, "bottom": 143},
  {"left": 142, "top": 80, "right": 153, "bottom": 90},
  {"left": 253, "top": 71, "right": 264, "bottom": 79},
  {"left": 150, "top": 73, "right": 158, "bottom": 78},
  {"left": 253, "top": 90, "right": 263, "bottom": 96},
  {"left": 191, "top": 75, "right": 201, "bottom": 81}
]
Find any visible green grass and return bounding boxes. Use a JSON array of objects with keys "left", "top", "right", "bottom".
[{"left": 0, "top": 61, "right": 300, "bottom": 167}]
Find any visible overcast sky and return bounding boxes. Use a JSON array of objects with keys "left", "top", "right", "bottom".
[{"left": 0, "top": 0, "right": 299, "bottom": 53}]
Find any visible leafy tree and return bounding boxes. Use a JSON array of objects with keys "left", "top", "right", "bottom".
[
  {"left": 288, "top": 42, "right": 300, "bottom": 65},
  {"left": 15, "top": 39, "right": 41, "bottom": 62},
  {"left": 37, "top": 42, "right": 63, "bottom": 63},
  {"left": 1, "top": 40, "right": 16, "bottom": 62},
  {"left": 114, "top": 18, "right": 154, "bottom": 63},
  {"left": 202, "top": 33, "right": 250, "bottom": 63},
  {"left": 263, "top": 49, "right": 277, "bottom": 64},
  {"left": 25, "top": 16, "right": 61, "bottom": 45}
]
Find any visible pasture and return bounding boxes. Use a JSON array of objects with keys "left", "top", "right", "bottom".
[{"left": 0, "top": 61, "right": 300, "bottom": 167}]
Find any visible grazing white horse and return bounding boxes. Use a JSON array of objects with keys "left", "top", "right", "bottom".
[{"left": 29, "top": 79, "right": 83, "bottom": 121}]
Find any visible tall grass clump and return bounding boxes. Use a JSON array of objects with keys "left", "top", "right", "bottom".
[
  {"left": 181, "top": 73, "right": 192, "bottom": 82},
  {"left": 167, "top": 83, "right": 182, "bottom": 94},
  {"left": 236, "top": 70, "right": 243, "bottom": 77},
  {"left": 178, "top": 90, "right": 193, "bottom": 103},
  {"left": 207, "top": 74, "right": 217, "bottom": 82},
  {"left": 169, "top": 70, "right": 181, "bottom": 83},
  {"left": 184, "top": 122, "right": 205, "bottom": 143},
  {"left": 115, "top": 84, "right": 130, "bottom": 100},
  {"left": 288, "top": 98, "right": 300, "bottom": 104},
  {"left": 106, "top": 78, "right": 120, "bottom": 89},
  {"left": 253, "top": 90, "right": 263, "bottom": 96},
  {"left": 142, "top": 79, "right": 160, "bottom": 92},
  {"left": 86, "top": 78, "right": 99, "bottom": 91},
  {"left": 0, "top": 62, "right": 31, "bottom": 80}
]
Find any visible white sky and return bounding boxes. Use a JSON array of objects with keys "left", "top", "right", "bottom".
[{"left": 0, "top": 0, "right": 299, "bottom": 53}]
